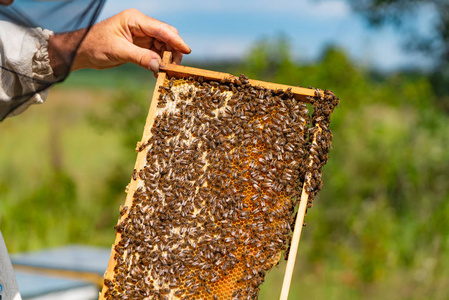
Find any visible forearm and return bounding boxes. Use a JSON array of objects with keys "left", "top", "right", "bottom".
[{"left": 48, "top": 28, "right": 87, "bottom": 77}]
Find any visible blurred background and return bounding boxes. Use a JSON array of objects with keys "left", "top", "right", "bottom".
[{"left": 1, "top": 0, "right": 449, "bottom": 299}]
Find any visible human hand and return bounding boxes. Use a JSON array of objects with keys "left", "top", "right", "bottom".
[{"left": 49, "top": 9, "right": 190, "bottom": 77}]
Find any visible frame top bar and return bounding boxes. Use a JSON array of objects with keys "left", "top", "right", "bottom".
[{"left": 159, "top": 51, "right": 317, "bottom": 103}]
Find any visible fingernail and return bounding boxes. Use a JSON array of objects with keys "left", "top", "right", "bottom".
[{"left": 149, "top": 59, "right": 160, "bottom": 72}]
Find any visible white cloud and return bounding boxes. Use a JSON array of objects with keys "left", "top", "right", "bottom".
[{"left": 183, "top": 36, "right": 253, "bottom": 60}]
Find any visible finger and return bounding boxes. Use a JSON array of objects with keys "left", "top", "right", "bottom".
[
  {"left": 134, "top": 13, "right": 191, "bottom": 54},
  {"left": 172, "top": 51, "right": 183, "bottom": 65},
  {"left": 166, "top": 24, "right": 179, "bottom": 34},
  {"left": 133, "top": 36, "right": 153, "bottom": 49},
  {"left": 153, "top": 39, "right": 164, "bottom": 51},
  {"left": 160, "top": 44, "right": 167, "bottom": 56},
  {"left": 119, "top": 42, "right": 161, "bottom": 72}
]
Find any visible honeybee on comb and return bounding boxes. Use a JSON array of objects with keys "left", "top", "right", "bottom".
[{"left": 100, "top": 71, "right": 339, "bottom": 299}]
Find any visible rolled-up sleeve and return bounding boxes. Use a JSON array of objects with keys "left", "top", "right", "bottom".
[{"left": 0, "top": 21, "right": 55, "bottom": 119}]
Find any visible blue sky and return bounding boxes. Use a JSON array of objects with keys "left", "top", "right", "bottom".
[{"left": 99, "top": 0, "right": 436, "bottom": 71}]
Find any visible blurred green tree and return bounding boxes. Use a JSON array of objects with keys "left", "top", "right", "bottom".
[
  {"left": 88, "top": 87, "right": 149, "bottom": 230},
  {"left": 345, "top": 0, "right": 449, "bottom": 108},
  {"left": 346, "top": 0, "right": 448, "bottom": 65}
]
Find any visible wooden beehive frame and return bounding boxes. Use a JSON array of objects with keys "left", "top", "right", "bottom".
[{"left": 100, "top": 51, "right": 318, "bottom": 300}]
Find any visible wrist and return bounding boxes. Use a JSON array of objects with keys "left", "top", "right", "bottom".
[{"left": 48, "top": 29, "right": 87, "bottom": 77}]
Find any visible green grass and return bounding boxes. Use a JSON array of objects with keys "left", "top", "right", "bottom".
[
  {"left": 62, "top": 63, "right": 156, "bottom": 89},
  {"left": 0, "top": 87, "right": 127, "bottom": 251}
]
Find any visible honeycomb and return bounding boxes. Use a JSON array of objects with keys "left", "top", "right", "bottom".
[{"left": 101, "top": 75, "right": 339, "bottom": 299}]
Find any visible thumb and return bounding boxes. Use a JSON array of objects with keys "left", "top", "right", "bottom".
[{"left": 120, "top": 42, "right": 161, "bottom": 72}]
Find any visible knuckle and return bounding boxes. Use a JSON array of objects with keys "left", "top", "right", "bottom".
[
  {"left": 121, "top": 8, "right": 139, "bottom": 17},
  {"left": 135, "top": 51, "right": 148, "bottom": 67}
]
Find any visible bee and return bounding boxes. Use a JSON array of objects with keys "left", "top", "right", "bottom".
[
  {"left": 119, "top": 206, "right": 128, "bottom": 216},
  {"left": 114, "top": 223, "right": 124, "bottom": 233},
  {"left": 315, "top": 116, "right": 325, "bottom": 122},
  {"left": 160, "top": 85, "right": 170, "bottom": 92}
]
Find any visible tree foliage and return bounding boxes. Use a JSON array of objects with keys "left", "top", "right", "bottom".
[{"left": 346, "top": 0, "right": 449, "bottom": 67}]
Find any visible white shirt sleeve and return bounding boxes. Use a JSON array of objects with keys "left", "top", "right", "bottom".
[
  {"left": 0, "top": 21, "right": 55, "bottom": 119},
  {"left": 0, "top": 231, "right": 22, "bottom": 300}
]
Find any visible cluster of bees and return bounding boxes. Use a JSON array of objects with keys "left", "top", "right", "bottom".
[{"left": 102, "top": 75, "right": 339, "bottom": 300}]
